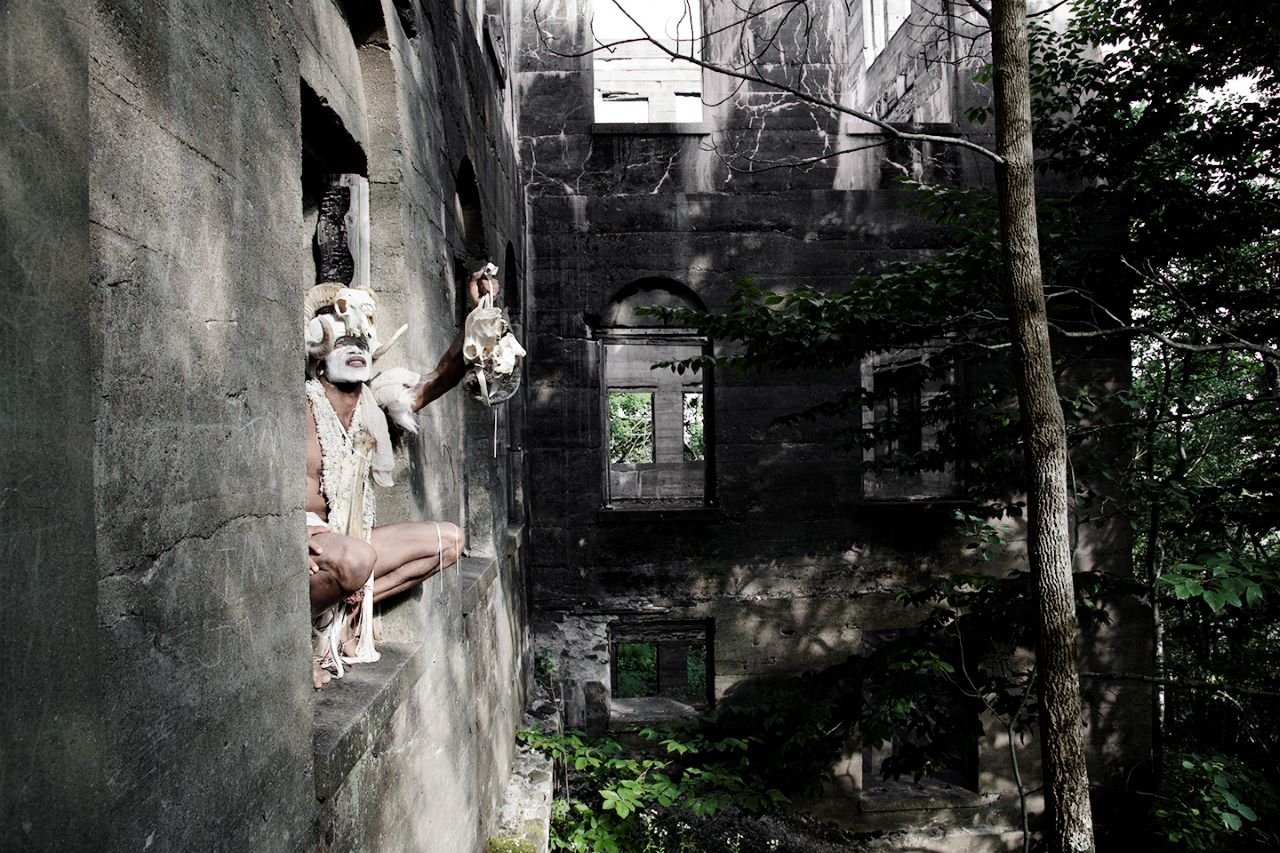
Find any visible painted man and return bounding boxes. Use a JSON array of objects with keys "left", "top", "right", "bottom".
[{"left": 304, "top": 271, "right": 495, "bottom": 688}]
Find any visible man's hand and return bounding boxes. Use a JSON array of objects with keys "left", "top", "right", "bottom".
[
  {"left": 468, "top": 269, "right": 500, "bottom": 308},
  {"left": 307, "top": 528, "right": 327, "bottom": 574}
]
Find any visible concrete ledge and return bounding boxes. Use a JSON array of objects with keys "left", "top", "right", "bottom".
[
  {"left": 595, "top": 505, "right": 722, "bottom": 524},
  {"left": 459, "top": 555, "right": 500, "bottom": 616},
  {"left": 312, "top": 641, "right": 428, "bottom": 800},
  {"left": 592, "top": 121, "right": 711, "bottom": 136},
  {"left": 858, "top": 787, "right": 997, "bottom": 813}
]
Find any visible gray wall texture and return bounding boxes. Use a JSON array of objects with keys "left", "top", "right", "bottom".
[{"left": 5, "top": 0, "right": 531, "bottom": 851}]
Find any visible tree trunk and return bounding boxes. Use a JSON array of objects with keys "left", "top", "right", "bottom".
[{"left": 990, "top": 2, "right": 1096, "bottom": 851}]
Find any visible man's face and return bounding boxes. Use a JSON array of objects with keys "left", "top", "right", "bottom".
[{"left": 323, "top": 336, "right": 372, "bottom": 384}]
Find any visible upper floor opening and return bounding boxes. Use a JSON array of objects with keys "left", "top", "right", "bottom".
[{"left": 591, "top": 0, "right": 704, "bottom": 125}]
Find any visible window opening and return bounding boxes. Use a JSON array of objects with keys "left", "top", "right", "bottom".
[
  {"left": 300, "top": 83, "right": 368, "bottom": 287},
  {"left": 874, "top": 365, "right": 923, "bottom": 460},
  {"left": 454, "top": 157, "right": 486, "bottom": 260},
  {"left": 861, "top": 630, "right": 979, "bottom": 794},
  {"left": 862, "top": 0, "right": 912, "bottom": 67},
  {"left": 592, "top": 0, "right": 703, "bottom": 124},
  {"left": 609, "top": 620, "right": 714, "bottom": 715},
  {"left": 608, "top": 390, "right": 656, "bottom": 463},
  {"left": 604, "top": 337, "right": 705, "bottom": 503},
  {"left": 600, "top": 279, "right": 713, "bottom": 506},
  {"left": 614, "top": 642, "right": 659, "bottom": 697},
  {"left": 682, "top": 392, "right": 704, "bottom": 462}
]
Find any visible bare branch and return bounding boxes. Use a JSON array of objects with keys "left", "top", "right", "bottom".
[
  {"left": 1081, "top": 671, "right": 1280, "bottom": 699},
  {"left": 962, "top": 0, "right": 992, "bottom": 22},
  {"left": 594, "top": 0, "right": 1004, "bottom": 164},
  {"left": 1029, "top": 0, "right": 1073, "bottom": 18},
  {"left": 1050, "top": 286, "right": 1280, "bottom": 359}
]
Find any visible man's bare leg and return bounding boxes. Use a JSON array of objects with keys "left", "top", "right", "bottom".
[
  {"left": 369, "top": 521, "right": 463, "bottom": 604},
  {"left": 309, "top": 531, "right": 377, "bottom": 614},
  {"left": 308, "top": 531, "right": 376, "bottom": 688}
]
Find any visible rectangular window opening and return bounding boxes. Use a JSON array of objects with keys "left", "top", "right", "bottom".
[
  {"left": 874, "top": 366, "right": 923, "bottom": 460},
  {"left": 860, "top": 630, "right": 979, "bottom": 795},
  {"left": 592, "top": 0, "right": 704, "bottom": 125},
  {"left": 608, "top": 390, "right": 656, "bottom": 463},
  {"left": 609, "top": 619, "right": 714, "bottom": 723},
  {"left": 596, "top": 93, "right": 650, "bottom": 123},
  {"left": 674, "top": 92, "right": 703, "bottom": 124},
  {"left": 603, "top": 337, "right": 709, "bottom": 506},
  {"left": 682, "top": 392, "right": 704, "bottom": 461},
  {"left": 614, "top": 642, "right": 659, "bottom": 698}
]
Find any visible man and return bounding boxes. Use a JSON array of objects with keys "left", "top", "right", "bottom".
[{"left": 304, "top": 271, "right": 495, "bottom": 688}]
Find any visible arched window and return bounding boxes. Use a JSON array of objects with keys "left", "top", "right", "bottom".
[{"left": 599, "top": 279, "right": 714, "bottom": 506}]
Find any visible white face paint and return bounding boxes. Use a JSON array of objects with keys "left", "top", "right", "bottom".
[{"left": 323, "top": 342, "right": 372, "bottom": 385}]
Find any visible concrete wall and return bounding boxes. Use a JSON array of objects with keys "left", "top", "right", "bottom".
[
  {"left": 1, "top": 3, "right": 102, "bottom": 850},
  {"left": 5, "top": 1, "right": 531, "bottom": 850},
  {"left": 513, "top": 0, "right": 1147, "bottom": 839}
]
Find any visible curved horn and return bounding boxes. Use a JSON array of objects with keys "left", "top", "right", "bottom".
[
  {"left": 306, "top": 314, "right": 337, "bottom": 358},
  {"left": 372, "top": 323, "right": 409, "bottom": 360},
  {"left": 304, "top": 283, "right": 345, "bottom": 319}
]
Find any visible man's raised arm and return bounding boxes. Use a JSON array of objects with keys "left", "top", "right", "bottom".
[{"left": 412, "top": 270, "right": 499, "bottom": 412}]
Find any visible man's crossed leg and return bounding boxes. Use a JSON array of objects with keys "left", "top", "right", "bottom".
[{"left": 308, "top": 520, "right": 463, "bottom": 688}]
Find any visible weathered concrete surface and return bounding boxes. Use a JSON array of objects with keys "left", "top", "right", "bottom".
[
  {"left": 1, "top": 3, "right": 102, "bottom": 850},
  {"left": 3, "top": 0, "right": 531, "bottom": 850}
]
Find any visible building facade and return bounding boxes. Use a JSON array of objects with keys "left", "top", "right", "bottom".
[{"left": 3, "top": 0, "right": 1148, "bottom": 850}]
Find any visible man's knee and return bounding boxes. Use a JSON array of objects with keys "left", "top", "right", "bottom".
[{"left": 333, "top": 539, "right": 375, "bottom": 593}]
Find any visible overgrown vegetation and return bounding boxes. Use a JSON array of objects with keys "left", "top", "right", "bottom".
[{"left": 528, "top": 568, "right": 1124, "bottom": 850}]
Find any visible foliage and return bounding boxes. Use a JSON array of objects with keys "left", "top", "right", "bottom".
[
  {"left": 1153, "top": 753, "right": 1280, "bottom": 852},
  {"left": 608, "top": 391, "right": 655, "bottom": 463},
  {"left": 615, "top": 642, "right": 658, "bottom": 698},
  {"left": 520, "top": 726, "right": 787, "bottom": 852},
  {"left": 530, "top": 566, "right": 1134, "bottom": 849},
  {"left": 682, "top": 392, "right": 705, "bottom": 461},
  {"left": 629, "top": 0, "right": 1280, "bottom": 845},
  {"left": 535, "top": 649, "right": 559, "bottom": 690}
]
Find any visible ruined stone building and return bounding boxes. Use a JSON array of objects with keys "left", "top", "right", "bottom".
[{"left": 5, "top": 1, "right": 1146, "bottom": 851}]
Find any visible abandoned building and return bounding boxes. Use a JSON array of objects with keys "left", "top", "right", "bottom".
[{"left": 4, "top": 0, "right": 1148, "bottom": 851}]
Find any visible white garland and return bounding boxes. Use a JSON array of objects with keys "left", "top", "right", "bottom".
[{"left": 305, "top": 379, "right": 377, "bottom": 538}]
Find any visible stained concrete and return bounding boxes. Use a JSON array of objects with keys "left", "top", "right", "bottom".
[
  {"left": 8, "top": 0, "right": 532, "bottom": 850},
  {"left": 1, "top": 3, "right": 101, "bottom": 851}
]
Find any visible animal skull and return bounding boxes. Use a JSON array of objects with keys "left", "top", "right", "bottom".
[{"left": 333, "top": 287, "right": 379, "bottom": 349}]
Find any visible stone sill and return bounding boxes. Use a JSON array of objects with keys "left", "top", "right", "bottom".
[
  {"left": 312, "top": 552, "right": 506, "bottom": 800},
  {"left": 459, "top": 554, "right": 500, "bottom": 616},
  {"left": 609, "top": 695, "right": 706, "bottom": 727},
  {"left": 313, "top": 641, "right": 428, "bottom": 800},
  {"left": 858, "top": 496, "right": 971, "bottom": 508},
  {"left": 595, "top": 505, "right": 721, "bottom": 524},
  {"left": 858, "top": 786, "right": 997, "bottom": 813},
  {"left": 592, "top": 122, "right": 711, "bottom": 136}
]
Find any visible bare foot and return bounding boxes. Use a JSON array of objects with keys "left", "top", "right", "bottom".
[{"left": 312, "top": 658, "right": 332, "bottom": 690}]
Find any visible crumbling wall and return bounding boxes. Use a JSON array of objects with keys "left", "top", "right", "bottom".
[{"left": 513, "top": 0, "right": 1146, "bottom": 838}]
